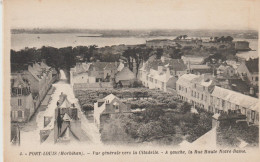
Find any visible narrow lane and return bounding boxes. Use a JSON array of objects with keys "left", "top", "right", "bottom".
[{"left": 20, "top": 70, "right": 102, "bottom": 146}]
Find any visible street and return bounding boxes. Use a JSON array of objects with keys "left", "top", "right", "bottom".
[{"left": 19, "top": 70, "right": 102, "bottom": 146}]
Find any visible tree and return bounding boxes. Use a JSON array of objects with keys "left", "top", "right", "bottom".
[
  {"left": 183, "top": 35, "right": 188, "bottom": 39},
  {"left": 225, "top": 36, "right": 234, "bottom": 42},
  {"left": 155, "top": 48, "right": 163, "bottom": 59}
]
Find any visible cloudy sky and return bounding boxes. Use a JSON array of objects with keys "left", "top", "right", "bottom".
[{"left": 5, "top": 0, "right": 260, "bottom": 30}]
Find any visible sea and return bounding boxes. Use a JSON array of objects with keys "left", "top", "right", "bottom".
[{"left": 11, "top": 33, "right": 258, "bottom": 60}]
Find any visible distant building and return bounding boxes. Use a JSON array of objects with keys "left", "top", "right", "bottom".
[
  {"left": 235, "top": 41, "right": 250, "bottom": 51},
  {"left": 70, "top": 62, "right": 95, "bottom": 86},
  {"left": 94, "top": 94, "right": 131, "bottom": 128},
  {"left": 217, "top": 64, "right": 236, "bottom": 78},
  {"left": 146, "top": 39, "right": 176, "bottom": 48},
  {"left": 10, "top": 75, "right": 34, "bottom": 122},
  {"left": 237, "top": 58, "right": 259, "bottom": 86},
  {"left": 70, "top": 62, "right": 124, "bottom": 89},
  {"left": 182, "top": 55, "right": 207, "bottom": 65},
  {"left": 187, "top": 63, "right": 212, "bottom": 75},
  {"left": 139, "top": 58, "right": 187, "bottom": 92}
]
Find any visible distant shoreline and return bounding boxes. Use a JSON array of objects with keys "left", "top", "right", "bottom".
[
  {"left": 77, "top": 35, "right": 102, "bottom": 37},
  {"left": 11, "top": 29, "right": 258, "bottom": 39}
]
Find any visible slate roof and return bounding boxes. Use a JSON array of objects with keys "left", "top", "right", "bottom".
[
  {"left": 90, "top": 62, "right": 116, "bottom": 71},
  {"left": 211, "top": 86, "right": 258, "bottom": 112},
  {"left": 245, "top": 58, "right": 259, "bottom": 73},
  {"left": 144, "top": 59, "right": 187, "bottom": 72},
  {"left": 166, "top": 76, "right": 178, "bottom": 89},
  {"left": 176, "top": 74, "right": 198, "bottom": 87},
  {"left": 104, "top": 62, "right": 118, "bottom": 70},
  {"left": 104, "top": 93, "right": 118, "bottom": 103},
  {"left": 12, "top": 75, "right": 28, "bottom": 88},
  {"left": 115, "top": 67, "right": 136, "bottom": 83}
]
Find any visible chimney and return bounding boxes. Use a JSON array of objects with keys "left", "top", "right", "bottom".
[
  {"left": 166, "top": 67, "right": 170, "bottom": 80},
  {"left": 158, "top": 66, "right": 163, "bottom": 73},
  {"left": 250, "top": 87, "right": 254, "bottom": 95},
  {"left": 161, "top": 56, "right": 165, "bottom": 63}
]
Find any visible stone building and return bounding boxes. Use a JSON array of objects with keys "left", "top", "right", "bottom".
[
  {"left": 10, "top": 75, "right": 34, "bottom": 122},
  {"left": 176, "top": 74, "right": 215, "bottom": 111},
  {"left": 210, "top": 86, "right": 259, "bottom": 125}
]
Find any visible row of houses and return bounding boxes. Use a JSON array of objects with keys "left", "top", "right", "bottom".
[
  {"left": 138, "top": 56, "right": 211, "bottom": 92},
  {"left": 176, "top": 74, "right": 259, "bottom": 125},
  {"left": 11, "top": 61, "right": 58, "bottom": 122},
  {"left": 70, "top": 61, "right": 136, "bottom": 90}
]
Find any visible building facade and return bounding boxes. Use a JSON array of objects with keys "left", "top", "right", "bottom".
[
  {"left": 176, "top": 74, "right": 259, "bottom": 125},
  {"left": 11, "top": 75, "right": 34, "bottom": 122},
  {"left": 176, "top": 74, "right": 215, "bottom": 111},
  {"left": 11, "top": 61, "right": 54, "bottom": 122},
  {"left": 210, "top": 86, "right": 258, "bottom": 125},
  {"left": 139, "top": 59, "right": 187, "bottom": 92}
]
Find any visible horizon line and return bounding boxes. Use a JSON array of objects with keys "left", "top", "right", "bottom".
[{"left": 10, "top": 27, "right": 258, "bottom": 32}]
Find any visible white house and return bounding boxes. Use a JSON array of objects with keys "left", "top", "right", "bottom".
[{"left": 93, "top": 94, "right": 130, "bottom": 128}]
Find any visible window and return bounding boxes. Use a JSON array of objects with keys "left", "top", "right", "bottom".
[
  {"left": 256, "top": 77, "right": 258, "bottom": 81},
  {"left": 194, "top": 84, "right": 196, "bottom": 88},
  {"left": 179, "top": 85, "right": 181, "bottom": 90},
  {"left": 18, "top": 99, "right": 22, "bottom": 106},
  {"left": 222, "top": 100, "right": 225, "bottom": 107},
  {"left": 205, "top": 95, "right": 207, "bottom": 102},
  {"left": 197, "top": 93, "right": 199, "bottom": 99},
  {"left": 11, "top": 111, "right": 15, "bottom": 119},
  {"left": 235, "top": 105, "right": 239, "bottom": 110},
  {"left": 242, "top": 107, "right": 246, "bottom": 115},
  {"left": 251, "top": 111, "right": 255, "bottom": 120},
  {"left": 185, "top": 88, "right": 187, "bottom": 93},
  {"left": 191, "top": 90, "right": 193, "bottom": 96},
  {"left": 155, "top": 79, "right": 157, "bottom": 84},
  {"left": 18, "top": 88, "right": 22, "bottom": 95},
  {"left": 203, "top": 86, "right": 205, "bottom": 91},
  {"left": 201, "top": 94, "right": 203, "bottom": 100},
  {"left": 18, "top": 110, "right": 23, "bottom": 118},
  {"left": 210, "top": 96, "right": 213, "bottom": 103}
]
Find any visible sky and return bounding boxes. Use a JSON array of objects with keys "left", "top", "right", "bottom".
[{"left": 5, "top": 0, "right": 260, "bottom": 30}]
